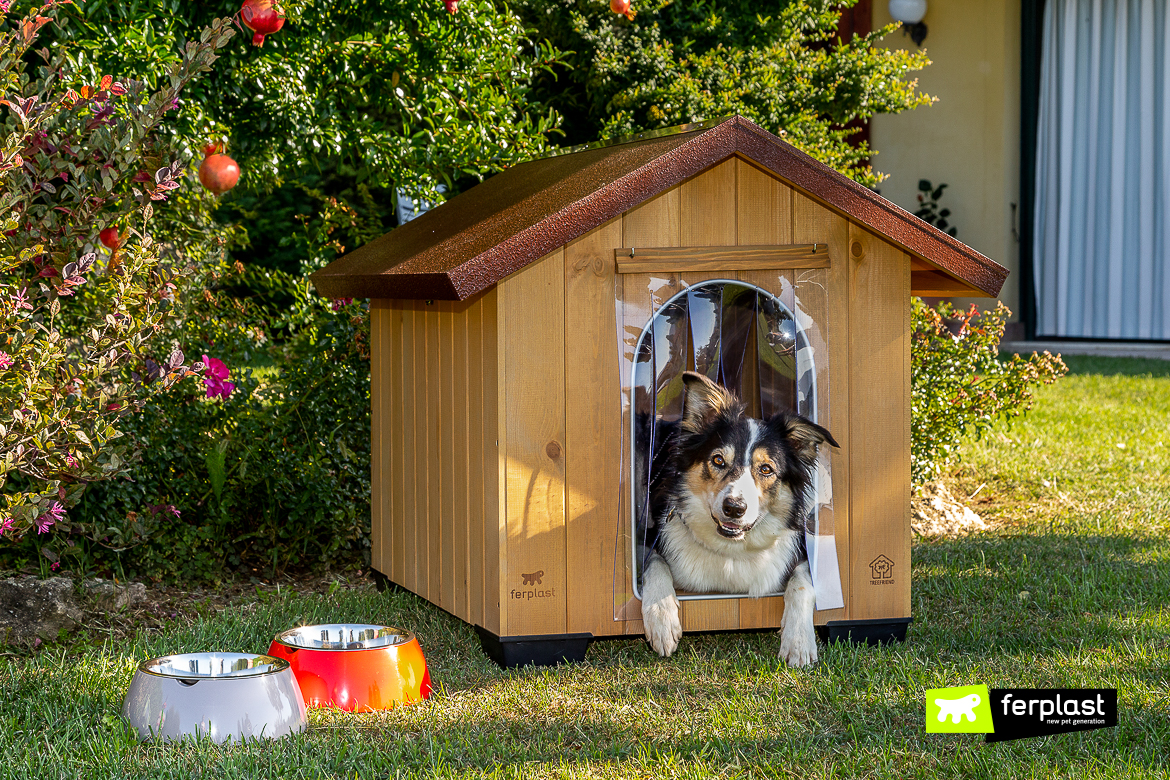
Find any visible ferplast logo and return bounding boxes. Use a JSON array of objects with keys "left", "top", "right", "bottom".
[
  {"left": 511, "top": 571, "right": 555, "bottom": 601},
  {"left": 925, "top": 686, "right": 1118, "bottom": 742},
  {"left": 926, "top": 685, "right": 994, "bottom": 734}
]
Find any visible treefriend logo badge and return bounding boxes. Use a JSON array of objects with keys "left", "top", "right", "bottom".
[{"left": 926, "top": 685, "right": 994, "bottom": 734}]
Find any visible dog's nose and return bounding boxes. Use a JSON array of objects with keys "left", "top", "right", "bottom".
[{"left": 722, "top": 496, "right": 747, "bottom": 519}]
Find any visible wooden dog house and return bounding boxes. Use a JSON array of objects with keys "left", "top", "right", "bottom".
[{"left": 311, "top": 116, "right": 1007, "bottom": 667}]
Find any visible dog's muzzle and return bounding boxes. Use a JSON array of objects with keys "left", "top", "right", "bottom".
[
  {"left": 713, "top": 516, "right": 751, "bottom": 539},
  {"left": 716, "top": 496, "right": 750, "bottom": 538}
]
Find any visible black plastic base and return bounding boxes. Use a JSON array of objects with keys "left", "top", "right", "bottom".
[
  {"left": 368, "top": 568, "right": 405, "bottom": 594},
  {"left": 818, "top": 617, "right": 913, "bottom": 646},
  {"left": 475, "top": 627, "right": 593, "bottom": 669}
]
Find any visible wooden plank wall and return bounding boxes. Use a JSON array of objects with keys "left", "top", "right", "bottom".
[
  {"left": 368, "top": 290, "right": 502, "bottom": 635},
  {"left": 498, "top": 250, "right": 567, "bottom": 638},
  {"left": 564, "top": 218, "right": 625, "bottom": 638},
  {"left": 843, "top": 225, "right": 912, "bottom": 622}
]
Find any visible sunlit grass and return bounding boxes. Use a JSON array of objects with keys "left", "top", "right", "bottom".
[{"left": 1, "top": 356, "right": 1168, "bottom": 779}]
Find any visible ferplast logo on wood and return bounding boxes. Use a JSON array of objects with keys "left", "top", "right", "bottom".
[{"left": 512, "top": 571, "right": 555, "bottom": 601}]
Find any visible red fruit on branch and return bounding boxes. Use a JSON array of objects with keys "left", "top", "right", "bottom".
[
  {"left": 199, "top": 153, "right": 240, "bottom": 194},
  {"left": 99, "top": 227, "right": 121, "bottom": 249},
  {"left": 444, "top": 0, "right": 459, "bottom": 13},
  {"left": 202, "top": 142, "right": 222, "bottom": 157},
  {"left": 240, "top": 0, "right": 285, "bottom": 47},
  {"left": 610, "top": 0, "right": 631, "bottom": 15}
]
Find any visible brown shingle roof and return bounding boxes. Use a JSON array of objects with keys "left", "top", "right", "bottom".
[{"left": 311, "top": 116, "right": 1007, "bottom": 300}]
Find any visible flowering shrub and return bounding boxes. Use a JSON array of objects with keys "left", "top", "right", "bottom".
[
  {"left": 39, "top": 265, "right": 372, "bottom": 581},
  {"left": 0, "top": 3, "right": 235, "bottom": 554},
  {"left": 910, "top": 298, "right": 1067, "bottom": 485}
]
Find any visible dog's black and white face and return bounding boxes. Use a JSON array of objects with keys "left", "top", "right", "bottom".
[{"left": 664, "top": 371, "right": 837, "bottom": 553}]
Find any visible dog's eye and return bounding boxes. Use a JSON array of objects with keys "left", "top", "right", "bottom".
[
  {"left": 758, "top": 463, "right": 774, "bottom": 476},
  {"left": 711, "top": 454, "right": 726, "bottom": 468}
]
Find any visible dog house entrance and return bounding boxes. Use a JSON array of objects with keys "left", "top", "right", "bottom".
[{"left": 614, "top": 275, "right": 843, "bottom": 621}]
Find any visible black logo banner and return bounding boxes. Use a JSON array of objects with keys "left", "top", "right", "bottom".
[{"left": 986, "top": 689, "right": 1117, "bottom": 743}]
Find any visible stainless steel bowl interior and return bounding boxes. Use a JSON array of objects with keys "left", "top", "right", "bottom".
[
  {"left": 275, "top": 623, "right": 413, "bottom": 650},
  {"left": 140, "top": 653, "right": 288, "bottom": 679}
]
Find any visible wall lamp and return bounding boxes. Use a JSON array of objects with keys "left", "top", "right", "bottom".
[{"left": 889, "top": 0, "right": 928, "bottom": 46}]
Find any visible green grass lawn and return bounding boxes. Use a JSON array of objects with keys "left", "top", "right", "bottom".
[{"left": 2, "top": 356, "right": 1168, "bottom": 779}]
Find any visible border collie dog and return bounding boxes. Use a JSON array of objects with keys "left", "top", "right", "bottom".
[{"left": 641, "top": 371, "right": 838, "bottom": 667}]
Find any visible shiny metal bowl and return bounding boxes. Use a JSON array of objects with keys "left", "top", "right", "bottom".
[
  {"left": 268, "top": 623, "right": 430, "bottom": 711},
  {"left": 274, "top": 623, "right": 412, "bottom": 650},
  {"left": 122, "top": 652, "right": 307, "bottom": 743}
]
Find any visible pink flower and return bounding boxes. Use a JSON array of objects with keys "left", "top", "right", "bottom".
[
  {"left": 11, "top": 287, "right": 32, "bottom": 310},
  {"left": 36, "top": 501, "right": 64, "bottom": 534},
  {"left": 50, "top": 562, "right": 59, "bottom": 571},
  {"left": 0, "top": 352, "right": 11, "bottom": 370},
  {"left": 331, "top": 298, "right": 354, "bottom": 311},
  {"left": 0, "top": 517, "right": 14, "bottom": 537},
  {"left": 202, "top": 354, "right": 235, "bottom": 399}
]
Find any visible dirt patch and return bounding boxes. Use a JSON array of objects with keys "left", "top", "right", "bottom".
[
  {"left": 0, "top": 566, "right": 374, "bottom": 650},
  {"left": 912, "top": 482, "right": 991, "bottom": 538}
]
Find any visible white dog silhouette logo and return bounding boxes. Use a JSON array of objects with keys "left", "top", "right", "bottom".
[{"left": 934, "top": 693, "right": 981, "bottom": 723}]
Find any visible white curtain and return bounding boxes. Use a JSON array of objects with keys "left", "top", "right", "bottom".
[{"left": 1034, "top": 0, "right": 1170, "bottom": 339}]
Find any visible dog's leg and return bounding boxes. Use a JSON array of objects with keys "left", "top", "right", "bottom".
[
  {"left": 641, "top": 552, "right": 682, "bottom": 657},
  {"left": 779, "top": 560, "right": 818, "bottom": 668}
]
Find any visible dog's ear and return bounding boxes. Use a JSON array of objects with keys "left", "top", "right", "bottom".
[
  {"left": 785, "top": 417, "right": 839, "bottom": 462},
  {"left": 681, "top": 371, "right": 737, "bottom": 432}
]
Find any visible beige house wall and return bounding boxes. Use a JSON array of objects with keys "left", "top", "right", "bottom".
[{"left": 870, "top": 0, "right": 1022, "bottom": 320}]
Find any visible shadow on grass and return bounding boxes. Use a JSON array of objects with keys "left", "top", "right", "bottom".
[
  {"left": 4, "top": 564, "right": 1168, "bottom": 779},
  {"left": 910, "top": 531, "right": 1170, "bottom": 660}
]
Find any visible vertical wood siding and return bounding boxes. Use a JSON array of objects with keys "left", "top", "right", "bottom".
[{"left": 368, "top": 291, "right": 500, "bottom": 631}]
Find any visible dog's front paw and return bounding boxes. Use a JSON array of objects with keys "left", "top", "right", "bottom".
[
  {"left": 642, "top": 594, "right": 682, "bottom": 657},
  {"left": 779, "top": 621, "right": 818, "bottom": 668}
]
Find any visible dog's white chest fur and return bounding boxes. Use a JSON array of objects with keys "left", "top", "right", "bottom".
[{"left": 658, "top": 511, "right": 801, "bottom": 597}]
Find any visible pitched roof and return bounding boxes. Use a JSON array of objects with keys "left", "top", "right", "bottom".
[{"left": 310, "top": 116, "right": 1007, "bottom": 301}]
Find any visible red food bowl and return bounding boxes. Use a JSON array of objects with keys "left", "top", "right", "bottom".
[{"left": 267, "top": 624, "right": 431, "bottom": 712}]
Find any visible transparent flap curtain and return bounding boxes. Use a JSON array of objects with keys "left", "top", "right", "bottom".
[{"left": 613, "top": 275, "right": 843, "bottom": 622}]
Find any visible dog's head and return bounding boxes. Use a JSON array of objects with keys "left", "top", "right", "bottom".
[{"left": 673, "top": 371, "right": 838, "bottom": 544}]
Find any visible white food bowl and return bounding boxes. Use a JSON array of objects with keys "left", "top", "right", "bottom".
[{"left": 122, "top": 652, "right": 307, "bottom": 742}]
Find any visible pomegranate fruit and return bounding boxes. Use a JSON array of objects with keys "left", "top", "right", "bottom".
[
  {"left": 240, "top": 0, "right": 285, "bottom": 47},
  {"left": 610, "top": 0, "right": 631, "bottom": 15},
  {"left": 199, "top": 153, "right": 240, "bottom": 194},
  {"left": 443, "top": 0, "right": 458, "bottom": 12},
  {"left": 99, "top": 227, "right": 120, "bottom": 249}
]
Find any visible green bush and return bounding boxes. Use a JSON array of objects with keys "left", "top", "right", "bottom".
[
  {"left": 910, "top": 298, "right": 1067, "bottom": 485},
  {"left": 0, "top": 4, "right": 234, "bottom": 547},
  {"left": 12, "top": 264, "right": 373, "bottom": 582}
]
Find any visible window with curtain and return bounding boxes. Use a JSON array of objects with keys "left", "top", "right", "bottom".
[{"left": 1034, "top": 0, "right": 1170, "bottom": 339}]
